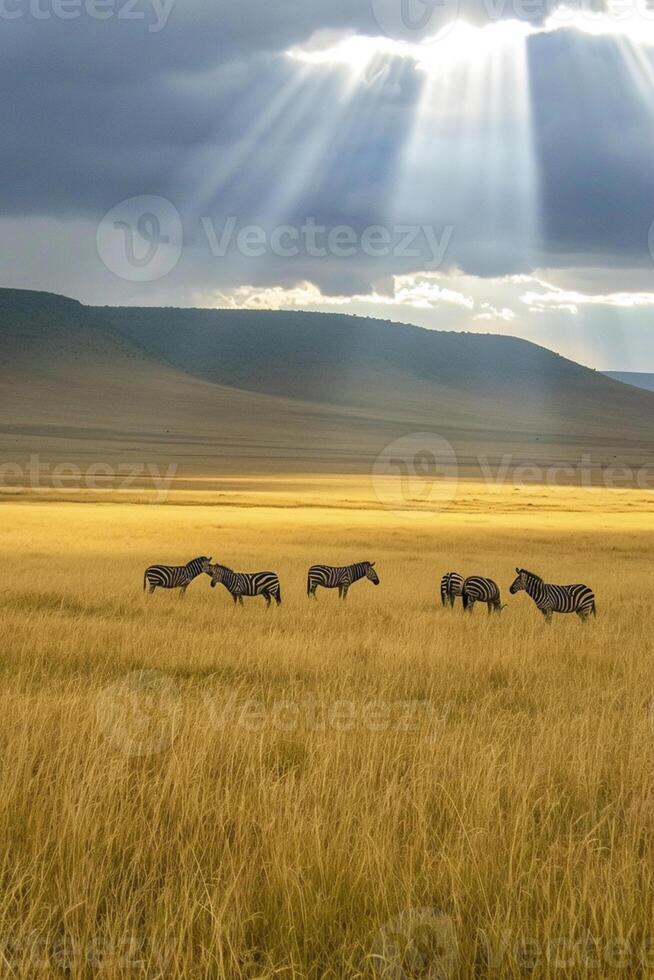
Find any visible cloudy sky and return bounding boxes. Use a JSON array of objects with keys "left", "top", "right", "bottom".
[{"left": 2, "top": 0, "right": 654, "bottom": 369}]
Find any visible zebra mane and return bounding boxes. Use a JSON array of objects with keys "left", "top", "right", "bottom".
[{"left": 521, "top": 569, "right": 543, "bottom": 584}]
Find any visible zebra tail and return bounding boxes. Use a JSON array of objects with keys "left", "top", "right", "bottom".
[
  {"left": 592, "top": 600, "right": 597, "bottom": 618},
  {"left": 143, "top": 570, "right": 148, "bottom": 591}
]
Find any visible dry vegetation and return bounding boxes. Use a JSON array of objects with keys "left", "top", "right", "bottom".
[{"left": 0, "top": 479, "right": 652, "bottom": 978}]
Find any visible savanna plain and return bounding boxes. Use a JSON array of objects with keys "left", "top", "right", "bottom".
[{"left": 0, "top": 477, "right": 652, "bottom": 979}]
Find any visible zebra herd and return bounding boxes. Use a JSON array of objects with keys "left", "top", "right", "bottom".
[
  {"left": 441, "top": 569, "right": 597, "bottom": 621},
  {"left": 144, "top": 558, "right": 596, "bottom": 622},
  {"left": 143, "top": 559, "right": 378, "bottom": 606}
]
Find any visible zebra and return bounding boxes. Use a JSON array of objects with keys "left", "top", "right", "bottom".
[
  {"left": 203, "top": 562, "right": 281, "bottom": 607},
  {"left": 307, "top": 562, "right": 379, "bottom": 600},
  {"left": 510, "top": 568, "right": 596, "bottom": 623},
  {"left": 143, "top": 556, "right": 211, "bottom": 597},
  {"left": 462, "top": 576, "right": 505, "bottom": 614},
  {"left": 441, "top": 572, "right": 464, "bottom": 608}
]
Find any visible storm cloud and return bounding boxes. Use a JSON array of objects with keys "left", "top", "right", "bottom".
[{"left": 1, "top": 0, "right": 654, "bottom": 367}]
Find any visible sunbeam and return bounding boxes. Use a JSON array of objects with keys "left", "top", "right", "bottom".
[
  {"left": 184, "top": 65, "right": 312, "bottom": 220},
  {"left": 386, "top": 22, "right": 541, "bottom": 273}
]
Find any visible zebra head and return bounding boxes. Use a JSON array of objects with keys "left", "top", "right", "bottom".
[
  {"left": 365, "top": 562, "right": 380, "bottom": 586},
  {"left": 187, "top": 557, "right": 212, "bottom": 578},
  {"left": 511, "top": 568, "right": 542, "bottom": 595},
  {"left": 208, "top": 563, "right": 229, "bottom": 589}
]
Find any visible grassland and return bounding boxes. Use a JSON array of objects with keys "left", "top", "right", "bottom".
[{"left": 0, "top": 479, "right": 652, "bottom": 978}]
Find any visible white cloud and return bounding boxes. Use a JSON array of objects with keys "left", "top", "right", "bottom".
[
  {"left": 201, "top": 272, "right": 475, "bottom": 313},
  {"left": 474, "top": 303, "right": 517, "bottom": 321},
  {"left": 288, "top": 6, "right": 654, "bottom": 79},
  {"left": 521, "top": 278, "right": 654, "bottom": 314}
]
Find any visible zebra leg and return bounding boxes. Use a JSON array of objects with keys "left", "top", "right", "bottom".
[
  {"left": 542, "top": 610, "right": 553, "bottom": 624},
  {"left": 231, "top": 593, "right": 239, "bottom": 605},
  {"left": 179, "top": 585, "right": 188, "bottom": 599},
  {"left": 341, "top": 586, "right": 349, "bottom": 601},
  {"left": 263, "top": 593, "right": 272, "bottom": 608}
]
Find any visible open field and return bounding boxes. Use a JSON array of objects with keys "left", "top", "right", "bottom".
[{"left": 0, "top": 480, "right": 652, "bottom": 978}]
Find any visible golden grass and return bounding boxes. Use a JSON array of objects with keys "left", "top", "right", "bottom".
[{"left": 0, "top": 480, "right": 653, "bottom": 978}]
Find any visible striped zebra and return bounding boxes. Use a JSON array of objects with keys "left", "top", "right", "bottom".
[
  {"left": 510, "top": 568, "right": 596, "bottom": 623},
  {"left": 462, "top": 576, "right": 504, "bottom": 614},
  {"left": 441, "top": 572, "right": 464, "bottom": 608},
  {"left": 143, "top": 556, "right": 211, "bottom": 597},
  {"left": 307, "top": 562, "right": 379, "bottom": 600},
  {"left": 203, "top": 562, "right": 281, "bottom": 606}
]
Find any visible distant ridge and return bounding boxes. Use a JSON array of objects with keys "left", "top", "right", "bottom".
[
  {"left": 604, "top": 371, "right": 654, "bottom": 393},
  {"left": 1, "top": 288, "right": 653, "bottom": 475}
]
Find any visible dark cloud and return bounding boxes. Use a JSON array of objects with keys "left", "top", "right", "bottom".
[{"left": 1, "top": 0, "right": 654, "bottom": 314}]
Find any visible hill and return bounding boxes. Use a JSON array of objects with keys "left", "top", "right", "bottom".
[
  {"left": 1, "top": 288, "right": 653, "bottom": 479},
  {"left": 604, "top": 371, "right": 654, "bottom": 393}
]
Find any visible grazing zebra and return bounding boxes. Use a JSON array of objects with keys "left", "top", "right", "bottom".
[
  {"left": 203, "top": 562, "right": 281, "bottom": 607},
  {"left": 441, "top": 572, "right": 464, "bottom": 608},
  {"left": 307, "top": 562, "right": 379, "bottom": 600},
  {"left": 143, "top": 556, "right": 211, "bottom": 597},
  {"left": 510, "top": 568, "right": 596, "bottom": 623},
  {"left": 462, "top": 576, "right": 504, "bottom": 614}
]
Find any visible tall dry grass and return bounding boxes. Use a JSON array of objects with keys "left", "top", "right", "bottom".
[{"left": 0, "top": 483, "right": 652, "bottom": 978}]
